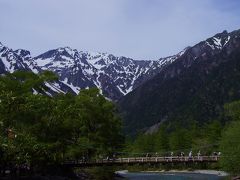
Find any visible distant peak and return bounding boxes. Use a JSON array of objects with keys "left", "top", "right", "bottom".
[
  {"left": 213, "top": 30, "right": 229, "bottom": 39},
  {"left": 85, "top": 51, "right": 110, "bottom": 59},
  {"left": 14, "top": 49, "right": 31, "bottom": 57},
  {"left": 222, "top": 30, "right": 228, "bottom": 34},
  {"left": 63, "top": 46, "right": 72, "bottom": 50},
  {"left": 55, "top": 46, "right": 79, "bottom": 57},
  {"left": 57, "top": 46, "right": 73, "bottom": 52}
]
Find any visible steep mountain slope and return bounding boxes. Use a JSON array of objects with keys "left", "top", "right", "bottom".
[
  {"left": 0, "top": 42, "right": 184, "bottom": 100},
  {"left": 118, "top": 29, "right": 240, "bottom": 135},
  {"left": 0, "top": 42, "right": 31, "bottom": 73},
  {"left": 0, "top": 43, "right": 75, "bottom": 95},
  {"left": 32, "top": 48, "right": 185, "bottom": 100}
]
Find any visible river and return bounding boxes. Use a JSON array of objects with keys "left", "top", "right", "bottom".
[{"left": 116, "top": 171, "right": 226, "bottom": 180}]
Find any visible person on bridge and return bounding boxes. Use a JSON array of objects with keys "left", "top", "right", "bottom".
[
  {"left": 180, "top": 152, "right": 184, "bottom": 160},
  {"left": 181, "top": 152, "right": 185, "bottom": 156},
  {"left": 170, "top": 152, "right": 174, "bottom": 161},
  {"left": 197, "top": 150, "right": 201, "bottom": 160},
  {"left": 188, "top": 150, "right": 192, "bottom": 160},
  {"left": 113, "top": 153, "right": 116, "bottom": 160}
]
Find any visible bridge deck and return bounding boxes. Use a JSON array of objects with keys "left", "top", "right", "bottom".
[{"left": 63, "top": 156, "right": 219, "bottom": 167}]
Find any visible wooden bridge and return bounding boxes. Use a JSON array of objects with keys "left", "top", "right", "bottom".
[{"left": 63, "top": 155, "right": 220, "bottom": 167}]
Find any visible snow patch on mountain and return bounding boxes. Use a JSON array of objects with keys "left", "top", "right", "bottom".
[
  {"left": 0, "top": 42, "right": 186, "bottom": 100},
  {"left": 224, "top": 36, "right": 231, "bottom": 46},
  {"left": 61, "top": 78, "right": 80, "bottom": 94},
  {"left": 205, "top": 31, "right": 231, "bottom": 50},
  {"left": 45, "top": 82, "right": 65, "bottom": 94}
]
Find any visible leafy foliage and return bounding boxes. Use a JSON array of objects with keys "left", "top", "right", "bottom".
[
  {"left": 127, "top": 100, "right": 240, "bottom": 175},
  {"left": 127, "top": 120, "right": 223, "bottom": 157},
  {"left": 0, "top": 71, "right": 124, "bottom": 170},
  {"left": 220, "top": 100, "right": 240, "bottom": 174},
  {"left": 220, "top": 121, "right": 240, "bottom": 174}
]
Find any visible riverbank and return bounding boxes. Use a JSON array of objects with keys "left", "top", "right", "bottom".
[
  {"left": 115, "top": 170, "right": 229, "bottom": 180},
  {"left": 116, "top": 169, "right": 229, "bottom": 177},
  {"left": 143, "top": 170, "right": 228, "bottom": 176}
]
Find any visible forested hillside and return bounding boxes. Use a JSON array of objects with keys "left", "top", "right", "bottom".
[
  {"left": 125, "top": 100, "right": 240, "bottom": 175},
  {"left": 118, "top": 29, "right": 240, "bottom": 136}
]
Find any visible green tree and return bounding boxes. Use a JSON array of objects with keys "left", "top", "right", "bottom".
[
  {"left": 131, "top": 134, "right": 155, "bottom": 155},
  {"left": 0, "top": 71, "right": 124, "bottom": 172},
  {"left": 154, "top": 126, "right": 169, "bottom": 154},
  {"left": 207, "top": 121, "right": 221, "bottom": 141},
  {"left": 224, "top": 100, "right": 240, "bottom": 121},
  {"left": 169, "top": 127, "right": 192, "bottom": 152},
  {"left": 219, "top": 100, "right": 240, "bottom": 174},
  {"left": 220, "top": 121, "right": 240, "bottom": 174}
]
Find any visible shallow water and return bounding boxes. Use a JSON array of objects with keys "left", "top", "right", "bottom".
[{"left": 118, "top": 172, "right": 225, "bottom": 180}]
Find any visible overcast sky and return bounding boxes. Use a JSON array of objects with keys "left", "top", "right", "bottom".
[{"left": 1, "top": 0, "right": 240, "bottom": 59}]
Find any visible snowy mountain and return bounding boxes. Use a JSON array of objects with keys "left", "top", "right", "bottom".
[
  {"left": 118, "top": 29, "right": 240, "bottom": 135},
  {"left": 0, "top": 42, "right": 185, "bottom": 100},
  {"left": 1, "top": 30, "right": 234, "bottom": 101}
]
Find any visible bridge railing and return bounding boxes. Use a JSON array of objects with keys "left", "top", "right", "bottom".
[{"left": 64, "top": 155, "right": 220, "bottom": 165}]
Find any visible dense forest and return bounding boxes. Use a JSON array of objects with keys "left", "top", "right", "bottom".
[
  {"left": 0, "top": 71, "right": 240, "bottom": 178},
  {"left": 118, "top": 31, "right": 240, "bottom": 136},
  {"left": 125, "top": 99, "right": 240, "bottom": 174},
  {"left": 0, "top": 71, "right": 124, "bottom": 178}
]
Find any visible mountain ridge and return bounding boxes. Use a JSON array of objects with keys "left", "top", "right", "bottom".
[
  {"left": 1, "top": 29, "right": 240, "bottom": 135},
  {"left": 0, "top": 41, "right": 186, "bottom": 100},
  {"left": 118, "top": 29, "right": 240, "bottom": 135}
]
